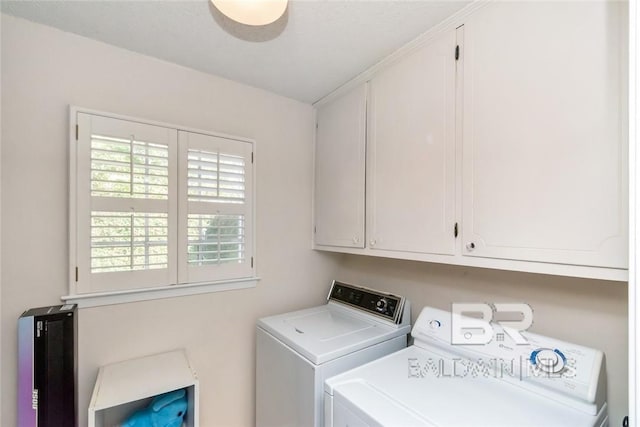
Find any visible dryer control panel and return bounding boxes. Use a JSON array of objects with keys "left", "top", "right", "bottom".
[{"left": 328, "top": 281, "right": 405, "bottom": 325}]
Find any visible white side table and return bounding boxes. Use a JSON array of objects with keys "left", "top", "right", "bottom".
[{"left": 88, "top": 349, "right": 199, "bottom": 427}]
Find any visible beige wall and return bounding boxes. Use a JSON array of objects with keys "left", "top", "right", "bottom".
[
  {"left": 334, "top": 255, "right": 629, "bottom": 425},
  {"left": 0, "top": 10, "right": 3, "bottom": 426},
  {"left": 0, "top": 14, "right": 341, "bottom": 426}
]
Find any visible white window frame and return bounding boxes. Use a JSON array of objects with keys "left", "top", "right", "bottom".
[{"left": 64, "top": 107, "right": 258, "bottom": 308}]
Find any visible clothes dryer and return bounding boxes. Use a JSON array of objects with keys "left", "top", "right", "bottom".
[{"left": 325, "top": 306, "right": 608, "bottom": 427}]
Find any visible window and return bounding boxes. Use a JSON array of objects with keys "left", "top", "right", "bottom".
[
  {"left": 70, "top": 111, "right": 255, "bottom": 300},
  {"left": 177, "top": 131, "right": 253, "bottom": 284}
]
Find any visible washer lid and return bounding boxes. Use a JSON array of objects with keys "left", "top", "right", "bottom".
[
  {"left": 325, "top": 346, "right": 604, "bottom": 427},
  {"left": 257, "top": 304, "right": 409, "bottom": 365}
]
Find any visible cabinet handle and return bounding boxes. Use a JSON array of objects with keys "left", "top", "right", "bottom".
[
  {"left": 353, "top": 236, "right": 360, "bottom": 244},
  {"left": 466, "top": 242, "right": 476, "bottom": 251},
  {"left": 370, "top": 239, "right": 377, "bottom": 247}
]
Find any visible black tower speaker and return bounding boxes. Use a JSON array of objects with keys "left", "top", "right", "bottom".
[{"left": 18, "top": 304, "right": 77, "bottom": 427}]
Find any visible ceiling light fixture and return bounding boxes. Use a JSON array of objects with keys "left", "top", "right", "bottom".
[{"left": 211, "top": 0, "right": 288, "bottom": 26}]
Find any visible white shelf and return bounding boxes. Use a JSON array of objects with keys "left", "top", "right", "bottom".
[{"left": 89, "top": 349, "right": 199, "bottom": 427}]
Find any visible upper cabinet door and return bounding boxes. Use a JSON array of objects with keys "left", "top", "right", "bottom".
[
  {"left": 367, "top": 29, "right": 457, "bottom": 255},
  {"left": 314, "top": 84, "right": 367, "bottom": 248},
  {"left": 461, "top": 2, "right": 628, "bottom": 268}
]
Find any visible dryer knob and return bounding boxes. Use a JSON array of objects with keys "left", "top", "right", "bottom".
[{"left": 375, "top": 298, "right": 388, "bottom": 312}]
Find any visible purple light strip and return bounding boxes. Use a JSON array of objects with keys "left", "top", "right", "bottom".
[{"left": 18, "top": 316, "right": 37, "bottom": 427}]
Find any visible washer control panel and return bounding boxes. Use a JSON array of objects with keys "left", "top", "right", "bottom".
[
  {"left": 328, "top": 281, "right": 404, "bottom": 324},
  {"left": 411, "top": 306, "right": 606, "bottom": 412}
]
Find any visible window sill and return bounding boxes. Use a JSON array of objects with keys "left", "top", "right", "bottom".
[{"left": 61, "top": 277, "right": 260, "bottom": 308}]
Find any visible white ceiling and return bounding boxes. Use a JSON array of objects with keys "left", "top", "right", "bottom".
[{"left": 1, "top": 0, "right": 470, "bottom": 103}]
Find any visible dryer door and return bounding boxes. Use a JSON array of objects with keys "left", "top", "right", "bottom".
[{"left": 333, "top": 399, "right": 373, "bottom": 427}]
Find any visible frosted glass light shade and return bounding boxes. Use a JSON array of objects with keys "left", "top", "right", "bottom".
[{"left": 211, "top": 0, "right": 288, "bottom": 26}]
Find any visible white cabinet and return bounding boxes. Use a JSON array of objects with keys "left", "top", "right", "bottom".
[
  {"left": 314, "top": 84, "right": 367, "bottom": 248},
  {"left": 461, "top": 1, "right": 627, "bottom": 269},
  {"left": 367, "top": 28, "right": 458, "bottom": 255},
  {"left": 312, "top": 1, "right": 627, "bottom": 280}
]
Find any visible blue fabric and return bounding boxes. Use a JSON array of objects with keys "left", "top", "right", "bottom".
[{"left": 121, "top": 389, "right": 188, "bottom": 427}]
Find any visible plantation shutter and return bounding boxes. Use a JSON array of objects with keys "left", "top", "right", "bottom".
[
  {"left": 177, "top": 131, "right": 254, "bottom": 284},
  {"left": 75, "top": 113, "right": 177, "bottom": 293}
]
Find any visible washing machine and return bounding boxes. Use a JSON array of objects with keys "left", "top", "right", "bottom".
[
  {"left": 256, "top": 280, "right": 411, "bottom": 427},
  {"left": 325, "top": 306, "right": 608, "bottom": 427}
]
